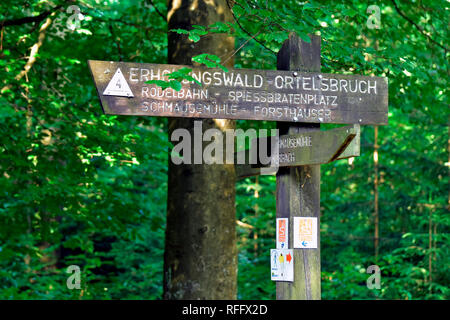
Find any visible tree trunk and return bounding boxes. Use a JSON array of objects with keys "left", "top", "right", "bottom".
[{"left": 163, "top": 0, "right": 237, "bottom": 299}]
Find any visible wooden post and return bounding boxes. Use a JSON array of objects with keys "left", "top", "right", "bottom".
[{"left": 276, "top": 33, "right": 321, "bottom": 300}]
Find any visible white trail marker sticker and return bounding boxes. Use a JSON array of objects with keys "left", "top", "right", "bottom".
[
  {"left": 270, "top": 249, "right": 294, "bottom": 282},
  {"left": 293, "top": 217, "right": 318, "bottom": 249},
  {"left": 103, "top": 68, "right": 134, "bottom": 97}
]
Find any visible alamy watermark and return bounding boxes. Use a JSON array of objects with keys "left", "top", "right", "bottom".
[
  {"left": 170, "top": 120, "right": 280, "bottom": 175},
  {"left": 66, "top": 5, "right": 85, "bottom": 31},
  {"left": 66, "top": 265, "right": 81, "bottom": 290},
  {"left": 366, "top": 265, "right": 381, "bottom": 290},
  {"left": 366, "top": 5, "right": 381, "bottom": 29}
]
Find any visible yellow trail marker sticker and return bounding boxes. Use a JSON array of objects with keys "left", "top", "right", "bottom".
[{"left": 293, "top": 217, "right": 318, "bottom": 249}]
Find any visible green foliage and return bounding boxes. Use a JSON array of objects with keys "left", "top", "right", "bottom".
[
  {"left": 0, "top": 0, "right": 448, "bottom": 300},
  {"left": 171, "top": 22, "right": 232, "bottom": 41},
  {"left": 232, "top": 0, "right": 449, "bottom": 300},
  {"left": 146, "top": 67, "right": 201, "bottom": 91},
  {"left": 192, "top": 53, "right": 229, "bottom": 72},
  {"left": 168, "top": 67, "right": 202, "bottom": 86},
  {"left": 171, "top": 25, "right": 209, "bottom": 43},
  {"left": 0, "top": 0, "right": 169, "bottom": 299}
]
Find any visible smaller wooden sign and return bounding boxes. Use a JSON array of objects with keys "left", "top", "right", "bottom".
[{"left": 235, "top": 125, "right": 360, "bottom": 179}]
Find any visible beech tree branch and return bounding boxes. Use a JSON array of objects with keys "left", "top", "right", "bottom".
[
  {"left": 1, "top": 15, "right": 55, "bottom": 93},
  {"left": 1, "top": 5, "right": 62, "bottom": 28},
  {"left": 390, "top": 0, "right": 448, "bottom": 52},
  {"left": 225, "top": 0, "right": 276, "bottom": 54},
  {"left": 146, "top": 0, "right": 166, "bottom": 21}
]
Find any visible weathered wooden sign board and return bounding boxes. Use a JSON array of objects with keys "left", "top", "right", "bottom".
[
  {"left": 235, "top": 124, "right": 360, "bottom": 179},
  {"left": 88, "top": 60, "right": 388, "bottom": 125},
  {"left": 253, "top": 124, "right": 360, "bottom": 167}
]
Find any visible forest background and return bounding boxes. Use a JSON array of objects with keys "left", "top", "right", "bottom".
[{"left": 0, "top": 0, "right": 448, "bottom": 299}]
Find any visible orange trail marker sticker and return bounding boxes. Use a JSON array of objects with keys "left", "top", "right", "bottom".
[{"left": 276, "top": 218, "right": 289, "bottom": 249}]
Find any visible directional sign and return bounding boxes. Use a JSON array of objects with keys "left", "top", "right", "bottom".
[
  {"left": 88, "top": 60, "right": 388, "bottom": 125},
  {"left": 255, "top": 124, "right": 360, "bottom": 167},
  {"left": 235, "top": 124, "right": 360, "bottom": 179},
  {"left": 293, "top": 217, "right": 318, "bottom": 249}
]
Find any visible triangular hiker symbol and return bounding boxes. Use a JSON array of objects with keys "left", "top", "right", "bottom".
[{"left": 103, "top": 68, "right": 134, "bottom": 97}]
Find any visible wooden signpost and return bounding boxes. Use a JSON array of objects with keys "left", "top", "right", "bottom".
[
  {"left": 88, "top": 33, "right": 388, "bottom": 300},
  {"left": 88, "top": 60, "right": 388, "bottom": 125}
]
